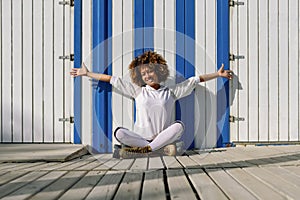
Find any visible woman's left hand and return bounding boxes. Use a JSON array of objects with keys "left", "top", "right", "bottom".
[{"left": 218, "top": 64, "right": 233, "bottom": 80}]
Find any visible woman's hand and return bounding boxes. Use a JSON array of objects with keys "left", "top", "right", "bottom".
[
  {"left": 70, "top": 62, "right": 89, "bottom": 77},
  {"left": 218, "top": 64, "right": 233, "bottom": 80}
]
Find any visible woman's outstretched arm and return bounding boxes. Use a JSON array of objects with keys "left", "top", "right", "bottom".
[
  {"left": 199, "top": 64, "right": 232, "bottom": 82},
  {"left": 70, "top": 62, "right": 112, "bottom": 82}
]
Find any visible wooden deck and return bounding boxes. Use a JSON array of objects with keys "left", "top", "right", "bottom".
[{"left": 0, "top": 145, "right": 300, "bottom": 199}]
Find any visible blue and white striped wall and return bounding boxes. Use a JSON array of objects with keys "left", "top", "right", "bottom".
[{"left": 78, "top": 0, "right": 224, "bottom": 152}]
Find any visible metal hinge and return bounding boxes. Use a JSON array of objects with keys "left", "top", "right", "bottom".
[
  {"left": 59, "top": 116, "right": 74, "bottom": 123},
  {"left": 59, "top": 54, "right": 74, "bottom": 61},
  {"left": 229, "top": 0, "right": 244, "bottom": 7},
  {"left": 59, "top": 0, "right": 74, "bottom": 7},
  {"left": 229, "top": 115, "right": 245, "bottom": 123},
  {"left": 229, "top": 53, "right": 245, "bottom": 61}
]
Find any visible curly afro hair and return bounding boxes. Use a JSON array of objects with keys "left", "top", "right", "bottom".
[{"left": 129, "top": 51, "right": 170, "bottom": 86}]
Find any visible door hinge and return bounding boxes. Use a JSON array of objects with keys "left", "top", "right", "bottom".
[
  {"left": 229, "top": 0, "right": 244, "bottom": 7},
  {"left": 229, "top": 53, "right": 245, "bottom": 61},
  {"left": 229, "top": 115, "right": 245, "bottom": 123},
  {"left": 59, "top": 54, "right": 74, "bottom": 61},
  {"left": 59, "top": 0, "right": 74, "bottom": 7},
  {"left": 59, "top": 116, "right": 74, "bottom": 123}
]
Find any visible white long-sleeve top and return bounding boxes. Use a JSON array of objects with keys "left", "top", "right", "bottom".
[{"left": 110, "top": 76, "right": 200, "bottom": 140}]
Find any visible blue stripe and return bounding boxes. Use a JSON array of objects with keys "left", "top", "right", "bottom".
[
  {"left": 176, "top": 0, "right": 195, "bottom": 149},
  {"left": 217, "top": 0, "right": 230, "bottom": 147},
  {"left": 144, "top": 0, "right": 154, "bottom": 50},
  {"left": 134, "top": 0, "right": 144, "bottom": 56},
  {"left": 74, "top": 0, "right": 82, "bottom": 144},
  {"left": 92, "top": 0, "right": 112, "bottom": 152}
]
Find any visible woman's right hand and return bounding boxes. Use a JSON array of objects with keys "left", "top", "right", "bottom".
[{"left": 70, "top": 62, "right": 89, "bottom": 77}]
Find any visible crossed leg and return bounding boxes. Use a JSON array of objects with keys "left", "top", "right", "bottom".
[{"left": 114, "top": 121, "right": 184, "bottom": 151}]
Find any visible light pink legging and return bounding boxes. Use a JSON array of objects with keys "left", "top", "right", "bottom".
[{"left": 114, "top": 121, "right": 184, "bottom": 151}]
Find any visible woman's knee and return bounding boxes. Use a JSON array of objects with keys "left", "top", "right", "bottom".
[
  {"left": 114, "top": 127, "right": 128, "bottom": 141},
  {"left": 173, "top": 121, "right": 185, "bottom": 138}
]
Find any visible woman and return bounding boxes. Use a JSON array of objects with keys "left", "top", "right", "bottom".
[{"left": 70, "top": 51, "right": 232, "bottom": 158}]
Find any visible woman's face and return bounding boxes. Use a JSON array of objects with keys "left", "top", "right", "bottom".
[{"left": 140, "top": 65, "right": 159, "bottom": 86}]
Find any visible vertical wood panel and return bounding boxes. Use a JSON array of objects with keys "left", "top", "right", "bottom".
[
  {"left": 82, "top": 0, "right": 92, "bottom": 145},
  {"left": 229, "top": 0, "right": 238, "bottom": 142},
  {"left": 44, "top": 0, "right": 54, "bottom": 142},
  {"left": 22, "top": 0, "right": 33, "bottom": 142},
  {"left": 64, "top": 4, "right": 72, "bottom": 143},
  {"left": 164, "top": 0, "right": 175, "bottom": 123},
  {"left": 33, "top": 0, "right": 43, "bottom": 142},
  {"left": 258, "top": 0, "right": 269, "bottom": 141},
  {"left": 288, "top": 0, "right": 299, "bottom": 141},
  {"left": 195, "top": 0, "right": 206, "bottom": 148},
  {"left": 268, "top": 0, "right": 279, "bottom": 141},
  {"left": 154, "top": 0, "right": 164, "bottom": 55},
  {"left": 12, "top": 0, "right": 22, "bottom": 142},
  {"left": 278, "top": 0, "right": 289, "bottom": 141},
  {"left": 54, "top": 0, "right": 64, "bottom": 142},
  {"left": 112, "top": 0, "right": 123, "bottom": 146},
  {"left": 2, "top": 0, "right": 12, "bottom": 142},
  {"left": 205, "top": 0, "right": 216, "bottom": 148},
  {"left": 237, "top": 0, "right": 249, "bottom": 141},
  {"left": 122, "top": 0, "right": 134, "bottom": 130},
  {"left": 248, "top": 0, "right": 259, "bottom": 141},
  {"left": 0, "top": 0, "right": 2, "bottom": 142}
]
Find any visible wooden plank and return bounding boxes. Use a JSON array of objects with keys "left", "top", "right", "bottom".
[
  {"left": 284, "top": 166, "right": 300, "bottom": 176},
  {"left": 258, "top": 0, "right": 269, "bottom": 141},
  {"left": 226, "top": 168, "right": 286, "bottom": 200},
  {"left": 112, "top": 159, "right": 135, "bottom": 171},
  {"left": 57, "top": 156, "right": 96, "bottom": 171},
  {"left": 148, "top": 156, "right": 164, "bottom": 170},
  {"left": 268, "top": 0, "right": 279, "bottom": 141},
  {"left": 278, "top": 0, "right": 289, "bottom": 141},
  {"left": 7, "top": 162, "right": 46, "bottom": 171},
  {"left": 244, "top": 166, "right": 300, "bottom": 199},
  {"left": 238, "top": 0, "right": 249, "bottom": 141},
  {"left": 63, "top": 0, "right": 72, "bottom": 143},
  {"left": 94, "top": 157, "right": 120, "bottom": 170},
  {"left": 43, "top": 0, "right": 54, "bottom": 142},
  {"left": 2, "top": 171, "right": 66, "bottom": 200},
  {"left": 76, "top": 155, "right": 108, "bottom": 170},
  {"left": 288, "top": 0, "right": 299, "bottom": 141},
  {"left": 189, "top": 152, "right": 218, "bottom": 168},
  {"left": 85, "top": 170, "right": 124, "bottom": 200},
  {"left": 29, "top": 171, "right": 86, "bottom": 200},
  {"left": 12, "top": 0, "right": 22, "bottom": 142},
  {"left": 0, "top": 0, "right": 2, "bottom": 143},
  {"left": 130, "top": 157, "right": 148, "bottom": 171},
  {"left": 166, "top": 169, "right": 197, "bottom": 200},
  {"left": 176, "top": 155, "right": 199, "bottom": 168},
  {"left": 207, "top": 168, "right": 256, "bottom": 200},
  {"left": 0, "top": 171, "right": 48, "bottom": 199},
  {"left": 22, "top": 0, "right": 33, "bottom": 142},
  {"left": 263, "top": 166, "right": 300, "bottom": 187},
  {"left": 2, "top": 0, "right": 12, "bottom": 142},
  {"left": 0, "top": 171, "right": 30, "bottom": 186},
  {"left": 111, "top": 0, "right": 123, "bottom": 147},
  {"left": 81, "top": 0, "right": 92, "bottom": 146},
  {"left": 154, "top": 0, "right": 164, "bottom": 54},
  {"left": 229, "top": 0, "right": 238, "bottom": 143},
  {"left": 33, "top": 0, "right": 43, "bottom": 142},
  {"left": 53, "top": 0, "right": 64, "bottom": 142},
  {"left": 113, "top": 172, "right": 143, "bottom": 200},
  {"left": 141, "top": 170, "right": 166, "bottom": 200},
  {"left": 0, "top": 163, "right": 21, "bottom": 171},
  {"left": 162, "top": 156, "right": 182, "bottom": 169},
  {"left": 185, "top": 168, "right": 227, "bottom": 200},
  {"left": 248, "top": 0, "right": 259, "bottom": 142},
  {"left": 205, "top": 0, "right": 217, "bottom": 149},
  {"left": 122, "top": 0, "right": 134, "bottom": 130},
  {"left": 59, "top": 171, "right": 105, "bottom": 200}
]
